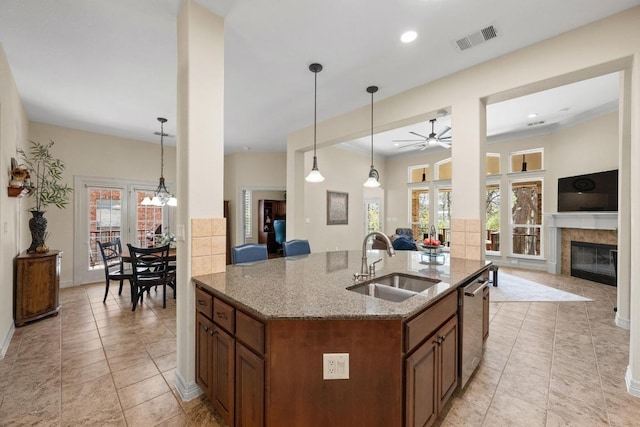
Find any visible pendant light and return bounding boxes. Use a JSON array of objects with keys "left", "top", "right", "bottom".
[
  {"left": 305, "top": 63, "right": 325, "bottom": 183},
  {"left": 363, "top": 85, "right": 380, "bottom": 188},
  {"left": 141, "top": 117, "right": 177, "bottom": 207},
  {"left": 421, "top": 168, "right": 427, "bottom": 182},
  {"left": 521, "top": 154, "right": 528, "bottom": 172}
]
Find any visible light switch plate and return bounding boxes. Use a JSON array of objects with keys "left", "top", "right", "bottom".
[{"left": 323, "top": 353, "right": 349, "bottom": 380}]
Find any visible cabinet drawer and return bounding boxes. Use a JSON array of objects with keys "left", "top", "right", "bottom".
[
  {"left": 195, "top": 287, "right": 213, "bottom": 319},
  {"left": 404, "top": 291, "right": 457, "bottom": 353},
  {"left": 213, "top": 298, "right": 235, "bottom": 334},
  {"left": 236, "top": 311, "right": 265, "bottom": 355}
]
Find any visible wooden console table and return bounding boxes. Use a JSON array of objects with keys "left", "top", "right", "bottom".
[{"left": 14, "top": 250, "right": 61, "bottom": 326}]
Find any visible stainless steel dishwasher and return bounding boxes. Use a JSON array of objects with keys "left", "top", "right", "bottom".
[{"left": 459, "top": 274, "right": 489, "bottom": 388}]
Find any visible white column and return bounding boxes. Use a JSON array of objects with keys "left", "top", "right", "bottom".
[
  {"left": 450, "top": 98, "right": 486, "bottom": 261},
  {"left": 626, "top": 51, "right": 640, "bottom": 397},
  {"left": 617, "top": 69, "right": 632, "bottom": 329},
  {"left": 175, "top": 0, "right": 224, "bottom": 400}
]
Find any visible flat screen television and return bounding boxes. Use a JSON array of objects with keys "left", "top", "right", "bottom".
[{"left": 557, "top": 169, "right": 618, "bottom": 212}]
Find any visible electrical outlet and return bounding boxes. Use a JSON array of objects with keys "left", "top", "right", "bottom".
[{"left": 323, "top": 353, "right": 349, "bottom": 380}]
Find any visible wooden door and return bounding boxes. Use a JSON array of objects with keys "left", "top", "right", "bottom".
[
  {"left": 405, "top": 336, "right": 438, "bottom": 427},
  {"left": 235, "top": 343, "right": 264, "bottom": 427},
  {"left": 437, "top": 316, "right": 458, "bottom": 411},
  {"left": 212, "top": 326, "right": 235, "bottom": 425}
]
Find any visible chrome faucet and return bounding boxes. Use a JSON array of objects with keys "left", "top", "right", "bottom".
[{"left": 357, "top": 231, "right": 395, "bottom": 279}]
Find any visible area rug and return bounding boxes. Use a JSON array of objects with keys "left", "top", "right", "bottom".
[{"left": 490, "top": 273, "right": 592, "bottom": 302}]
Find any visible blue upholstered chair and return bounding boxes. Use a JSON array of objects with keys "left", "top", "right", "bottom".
[
  {"left": 273, "top": 220, "right": 286, "bottom": 251},
  {"left": 232, "top": 243, "right": 268, "bottom": 264},
  {"left": 282, "top": 239, "right": 311, "bottom": 257}
]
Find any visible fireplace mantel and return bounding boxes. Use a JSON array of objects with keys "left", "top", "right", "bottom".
[
  {"left": 546, "top": 212, "right": 618, "bottom": 274},
  {"left": 547, "top": 212, "right": 618, "bottom": 230}
]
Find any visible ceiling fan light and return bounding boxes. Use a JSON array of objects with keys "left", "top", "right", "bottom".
[{"left": 401, "top": 31, "right": 417, "bottom": 43}]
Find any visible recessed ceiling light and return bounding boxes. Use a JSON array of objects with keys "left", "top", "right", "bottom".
[
  {"left": 528, "top": 113, "right": 538, "bottom": 118},
  {"left": 401, "top": 31, "right": 417, "bottom": 43}
]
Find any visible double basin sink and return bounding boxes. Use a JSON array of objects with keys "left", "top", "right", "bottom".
[{"left": 347, "top": 273, "right": 440, "bottom": 302}]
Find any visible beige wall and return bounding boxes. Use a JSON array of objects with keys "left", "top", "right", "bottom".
[
  {"left": 224, "top": 151, "right": 286, "bottom": 246},
  {"left": 0, "top": 43, "right": 29, "bottom": 356},
  {"left": 27, "top": 122, "right": 176, "bottom": 286}
]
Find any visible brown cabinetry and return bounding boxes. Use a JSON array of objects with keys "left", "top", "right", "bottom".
[
  {"left": 195, "top": 286, "right": 265, "bottom": 426},
  {"left": 404, "top": 292, "right": 458, "bottom": 427},
  {"left": 14, "top": 250, "right": 61, "bottom": 326},
  {"left": 258, "top": 199, "right": 285, "bottom": 253}
]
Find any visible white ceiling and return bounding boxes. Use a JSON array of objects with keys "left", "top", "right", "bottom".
[{"left": 0, "top": 0, "right": 636, "bottom": 154}]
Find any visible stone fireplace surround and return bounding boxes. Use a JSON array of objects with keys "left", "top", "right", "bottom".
[{"left": 546, "top": 212, "right": 618, "bottom": 276}]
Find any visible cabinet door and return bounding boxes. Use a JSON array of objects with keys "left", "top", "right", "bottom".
[
  {"left": 235, "top": 343, "right": 264, "bottom": 427},
  {"left": 437, "top": 316, "right": 458, "bottom": 411},
  {"left": 196, "top": 313, "right": 214, "bottom": 398},
  {"left": 405, "top": 336, "right": 438, "bottom": 427},
  {"left": 212, "top": 326, "right": 235, "bottom": 425}
]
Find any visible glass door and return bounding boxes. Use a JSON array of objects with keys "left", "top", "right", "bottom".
[{"left": 74, "top": 177, "right": 167, "bottom": 285}]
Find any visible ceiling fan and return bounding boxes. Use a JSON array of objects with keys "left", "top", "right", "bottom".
[{"left": 394, "top": 118, "right": 452, "bottom": 150}]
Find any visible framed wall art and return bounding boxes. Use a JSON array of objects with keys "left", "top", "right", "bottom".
[{"left": 327, "top": 191, "right": 348, "bottom": 225}]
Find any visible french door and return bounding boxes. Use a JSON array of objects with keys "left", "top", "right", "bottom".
[{"left": 74, "top": 177, "right": 171, "bottom": 285}]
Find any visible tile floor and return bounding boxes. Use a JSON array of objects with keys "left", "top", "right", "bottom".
[{"left": 0, "top": 268, "right": 638, "bottom": 426}]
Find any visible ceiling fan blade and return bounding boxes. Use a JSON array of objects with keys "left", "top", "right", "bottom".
[
  {"left": 436, "top": 126, "right": 451, "bottom": 139},
  {"left": 409, "top": 131, "right": 429, "bottom": 139},
  {"left": 392, "top": 139, "right": 426, "bottom": 143},
  {"left": 419, "top": 144, "right": 428, "bottom": 151}
]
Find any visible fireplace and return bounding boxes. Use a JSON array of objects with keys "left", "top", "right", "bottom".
[{"left": 570, "top": 241, "right": 617, "bottom": 286}]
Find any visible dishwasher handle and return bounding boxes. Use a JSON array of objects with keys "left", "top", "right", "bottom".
[{"left": 464, "top": 280, "right": 489, "bottom": 297}]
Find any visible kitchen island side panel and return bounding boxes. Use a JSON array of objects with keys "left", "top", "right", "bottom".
[{"left": 266, "top": 318, "right": 403, "bottom": 427}]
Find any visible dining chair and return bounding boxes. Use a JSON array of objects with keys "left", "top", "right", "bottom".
[
  {"left": 126, "top": 244, "right": 176, "bottom": 310},
  {"left": 97, "top": 238, "right": 133, "bottom": 303},
  {"left": 232, "top": 243, "right": 268, "bottom": 264},
  {"left": 273, "top": 219, "right": 286, "bottom": 253},
  {"left": 282, "top": 239, "right": 311, "bottom": 257}
]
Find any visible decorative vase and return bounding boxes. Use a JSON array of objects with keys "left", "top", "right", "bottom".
[{"left": 28, "top": 211, "right": 47, "bottom": 253}]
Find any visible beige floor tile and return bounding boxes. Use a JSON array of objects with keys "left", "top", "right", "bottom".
[
  {"left": 124, "top": 390, "right": 184, "bottom": 427},
  {"left": 546, "top": 389, "right": 610, "bottom": 426},
  {"left": 62, "top": 359, "right": 112, "bottom": 386},
  {"left": 117, "top": 373, "right": 171, "bottom": 410},
  {"left": 112, "top": 358, "right": 161, "bottom": 389}
]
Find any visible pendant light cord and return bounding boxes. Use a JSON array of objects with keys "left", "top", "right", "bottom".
[
  {"left": 160, "top": 120, "right": 165, "bottom": 179},
  {"left": 370, "top": 90, "right": 374, "bottom": 167}
]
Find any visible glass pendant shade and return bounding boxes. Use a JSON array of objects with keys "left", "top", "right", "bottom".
[
  {"left": 364, "top": 166, "right": 380, "bottom": 188},
  {"left": 306, "top": 156, "right": 325, "bottom": 182}
]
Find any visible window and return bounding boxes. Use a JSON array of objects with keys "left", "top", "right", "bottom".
[
  {"left": 487, "top": 153, "right": 500, "bottom": 175},
  {"left": 365, "top": 199, "right": 381, "bottom": 234},
  {"left": 244, "top": 189, "right": 252, "bottom": 239},
  {"left": 510, "top": 149, "right": 543, "bottom": 173},
  {"left": 88, "top": 188, "right": 123, "bottom": 269},
  {"left": 435, "top": 158, "right": 452, "bottom": 180},
  {"left": 437, "top": 187, "right": 452, "bottom": 245},
  {"left": 409, "top": 165, "right": 429, "bottom": 183},
  {"left": 511, "top": 179, "right": 542, "bottom": 256},
  {"left": 410, "top": 188, "right": 429, "bottom": 239},
  {"left": 486, "top": 183, "right": 500, "bottom": 252}
]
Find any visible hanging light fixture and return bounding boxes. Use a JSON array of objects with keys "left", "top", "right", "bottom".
[
  {"left": 142, "top": 117, "right": 177, "bottom": 207},
  {"left": 421, "top": 167, "right": 427, "bottom": 182},
  {"left": 305, "top": 63, "right": 325, "bottom": 183},
  {"left": 364, "top": 85, "right": 380, "bottom": 188},
  {"left": 521, "top": 154, "right": 528, "bottom": 172}
]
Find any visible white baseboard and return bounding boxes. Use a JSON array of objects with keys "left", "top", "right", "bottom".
[
  {"left": 0, "top": 322, "right": 16, "bottom": 359},
  {"left": 615, "top": 313, "right": 630, "bottom": 329},
  {"left": 174, "top": 369, "right": 202, "bottom": 401},
  {"left": 626, "top": 365, "right": 640, "bottom": 397},
  {"left": 60, "top": 280, "right": 75, "bottom": 288}
]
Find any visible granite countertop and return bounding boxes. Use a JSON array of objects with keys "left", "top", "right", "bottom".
[{"left": 193, "top": 250, "right": 490, "bottom": 321}]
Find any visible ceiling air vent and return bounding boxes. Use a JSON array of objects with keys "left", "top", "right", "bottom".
[
  {"left": 455, "top": 25, "right": 499, "bottom": 51},
  {"left": 528, "top": 120, "right": 545, "bottom": 127}
]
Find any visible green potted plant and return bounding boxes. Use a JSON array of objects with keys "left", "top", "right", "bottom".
[{"left": 18, "top": 140, "right": 73, "bottom": 253}]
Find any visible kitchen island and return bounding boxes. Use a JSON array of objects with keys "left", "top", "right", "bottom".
[{"left": 193, "top": 250, "right": 490, "bottom": 427}]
